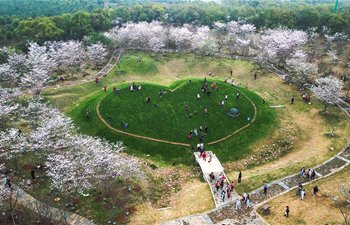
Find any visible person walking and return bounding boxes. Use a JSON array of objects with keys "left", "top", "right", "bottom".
[
  {"left": 230, "top": 181, "right": 235, "bottom": 191},
  {"left": 263, "top": 183, "right": 268, "bottom": 195},
  {"left": 301, "top": 167, "right": 305, "bottom": 177},
  {"left": 221, "top": 189, "right": 226, "bottom": 202},
  {"left": 31, "top": 168, "right": 35, "bottom": 180},
  {"left": 311, "top": 170, "right": 316, "bottom": 180},
  {"left": 5, "top": 176, "right": 11, "bottom": 189},
  {"left": 246, "top": 194, "right": 251, "bottom": 208},
  {"left": 236, "top": 198, "right": 241, "bottom": 210},
  {"left": 284, "top": 206, "right": 290, "bottom": 217},
  {"left": 313, "top": 185, "right": 319, "bottom": 196},
  {"left": 238, "top": 171, "right": 242, "bottom": 183},
  {"left": 216, "top": 180, "right": 220, "bottom": 193},
  {"left": 300, "top": 189, "right": 305, "bottom": 200}
]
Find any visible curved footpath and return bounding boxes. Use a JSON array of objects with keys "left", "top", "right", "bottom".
[
  {"left": 1, "top": 181, "right": 95, "bottom": 225},
  {"left": 43, "top": 49, "right": 123, "bottom": 90}
]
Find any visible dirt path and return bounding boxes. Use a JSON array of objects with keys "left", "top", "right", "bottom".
[{"left": 44, "top": 49, "right": 123, "bottom": 90}]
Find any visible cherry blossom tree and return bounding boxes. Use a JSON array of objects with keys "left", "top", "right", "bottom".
[
  {"left": 227, "top": 21, "right": 256, "bottom": 57},
  {"left": 0, "top": 88, "right": 21, "bottom": 123},
  {"left": 45, "top": 135, "right": 142, "bottom": 193},
  {"left": 106, "top": 21, "right": 166, "bottom": 51},
  {"left": 258, "top": 28, "right": 308, "bottom": 66},
  {"left": 212, "top": 22, "right": 227, "bottom": 53},
  {"left": 47, "top": 40, "right": 86, "bottom": 75},
  {"left": 86, "top": 42, "right": 108, "bottom": 68},
  {"left": 286, "top": 50, "right": 318, "bottom": 84},
  {"left": 168, "top": 25, "right": 193, "bottom": 52},
  {"left": 312, "top": 76, "right": 343, "bottom": 111},
  {"left": 0, "top": 128, "right": 27, "bottom": 171}
]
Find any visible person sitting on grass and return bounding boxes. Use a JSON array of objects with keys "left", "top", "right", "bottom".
[{"left": 121, "top": 122, "right": 128, "bottom": 128}]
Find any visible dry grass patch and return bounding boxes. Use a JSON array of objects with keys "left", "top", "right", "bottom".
[
  {"left": 225, "top": 71, "right": 350, "bottom": 193},
  {"left": 130, "top": 179, "right": 214, "bottom": 225},
  {"left": 258, "top": 166, "right": 350, "bottom": 225}
]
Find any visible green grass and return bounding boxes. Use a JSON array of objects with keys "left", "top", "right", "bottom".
[
  {"left": 99, "top": 80, "right": 254, "bottom": 143},
  {"left": 68, "top": 79, "right": 277, "bottom": 165},
  {"left": 111, "top": 54, "right": 158, "bottom": 75}
]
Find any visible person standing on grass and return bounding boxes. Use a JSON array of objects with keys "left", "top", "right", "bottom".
[
  {"left": 221, "top": 100, "right": 225, "bottom": 107},
  {"left": 204, "top": 108, "right": 208, "bottom": 117},
  {"left": 291, "top": 96, "right": 295, "bottom": 104},
  {"left": 300, "top": 189, "right": 305, "bottom": 200},
  {"left": 238, "top": 171, "right": 242, "bottom": 183},
  {"left": 205, "top": 126, "right": 208, "bottom": 135},
  {"left": 113, "top": 86, "right": 116, "bottom": 93},
  {"left": 230, "top": 70, "right": 233, "bottom": 76},
  {"left": 197, "top": 93, "right": 200, "bottom": 100},
  {"left": 103, "top": 86, "right": 107, "bottom": 92},
  {"left": 313, "top": 186, "right": 319, "bottom": 196},
  {"left": 5, "top": 176, "right": 11, "bottom": 189},
  {"left": 31, "top": 168, "right": 35, "bottom": 180},
  {"left": 236, "top": 92, "right": 240, "bottom": 99},
  {"left": 225, "top": 95, "right": 228, "bottom": 101},
  {"left": 284, "top": 206, "right": 290, "bottom": 217}
]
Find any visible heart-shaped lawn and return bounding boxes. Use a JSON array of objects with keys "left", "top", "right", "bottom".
[{"left": 98, "top": 79, "right": 256, "bottom": 145}]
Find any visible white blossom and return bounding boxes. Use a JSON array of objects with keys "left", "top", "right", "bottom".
[
  {"left": 312, "top": 77, "right": 343, "bottom": 109},
  {"left": 86, "top": 42, "right": 108, "bottom": 67},
  {"left": 45, "top": 135, "right": 142, "bottom": 193}
]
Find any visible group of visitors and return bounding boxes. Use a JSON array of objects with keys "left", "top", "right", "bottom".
[
  {"left": 130, "top": 82, "right": 142, "bottom": 92},
  {"left": 188, "top": 126, "right": 208, "bottom": 139},
  {"left": 300, "top": 167, "right": 317, "bottom": 180},
  {"left": 211, "top": 173, "right": 235, "bottom": 203}
]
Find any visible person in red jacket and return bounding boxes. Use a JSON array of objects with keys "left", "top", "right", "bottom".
[{"left": 202, "top": 151, "right": 206, "bottom": 161}]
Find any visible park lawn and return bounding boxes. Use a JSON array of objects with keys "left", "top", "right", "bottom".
[
  {"left": 99, "top": 80, "right": 255, "bottom": 143},
  {"left": 68, "top": 78, "right": 276, "bottom": 165},
  {"left": 43, "top": 52, "right": 254, "bottom": 112},
  {"left": 257, "top": 165, "right": 350, "bottom": 225}
]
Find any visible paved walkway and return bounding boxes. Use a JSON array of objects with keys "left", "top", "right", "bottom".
[
  {"left": 194, "top": 151, "right": 238, "bottom": 208},
  {"left": 1, "top": 179, "right": 95, "bottom": 225},
  {"left": 162, "top": 143, "right": 350, "bottom": 225}
]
